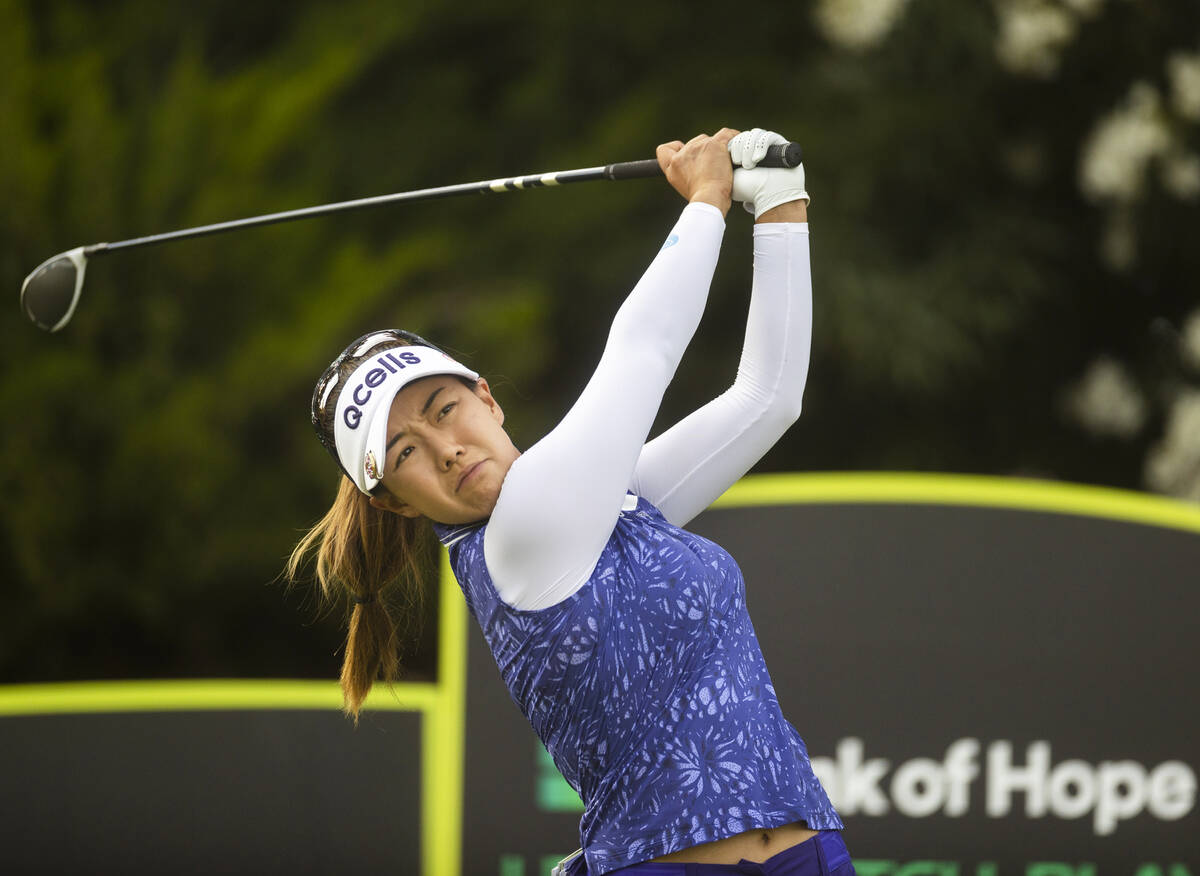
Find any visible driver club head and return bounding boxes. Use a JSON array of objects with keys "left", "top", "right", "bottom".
[{"left": 21, "top": 246, "right": 88, "bottom": 332}]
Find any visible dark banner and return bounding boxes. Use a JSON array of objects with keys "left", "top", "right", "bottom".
[
  {"left": 0, "top": 710, "right": 422, "bottom": 876},
  {"left": 462, "top": 485, "right": 1200, "bottom": 876}
]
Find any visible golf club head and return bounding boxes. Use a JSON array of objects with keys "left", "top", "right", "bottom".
[{"left": 21, "top": 247, "right": 87, "bottom": 332}]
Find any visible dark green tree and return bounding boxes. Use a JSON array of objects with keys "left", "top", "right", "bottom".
[{"left": 3, "top": 0, "right": 1197, "bottom": 682}]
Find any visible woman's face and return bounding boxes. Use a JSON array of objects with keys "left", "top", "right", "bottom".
[{"left": 367, "top": 375, "right": 521, "bottom": 525}]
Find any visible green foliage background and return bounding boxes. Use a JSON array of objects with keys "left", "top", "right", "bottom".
[{"left": 3, "top": 0, "right": 1197, "bottom": 682}]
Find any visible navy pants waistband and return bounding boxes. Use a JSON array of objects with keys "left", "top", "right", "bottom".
[{"left": 605, "top": 830, "right": 854, "bottom": 875}]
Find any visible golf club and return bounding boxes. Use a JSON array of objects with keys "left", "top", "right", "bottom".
[{"left": 20, "top": 142, "right": 802, "bottom": 333}]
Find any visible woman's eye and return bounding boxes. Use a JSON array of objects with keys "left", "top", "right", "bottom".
[
  {"left": 394, "top": 446, "right": 413, "bottom": 468},
  {"left": 438, "top": 402, "right": 456, "bottom": 419}
]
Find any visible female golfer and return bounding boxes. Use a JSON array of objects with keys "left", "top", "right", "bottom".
[{"left": 290, "top": 128, "right": 852, "bottom": 875}]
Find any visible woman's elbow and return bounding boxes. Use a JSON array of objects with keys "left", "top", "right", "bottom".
[
  {"left": 739, "top": 370, "right": 809, "bottom": 427},
  {"left": 772, "top": 361, "right": 811, "bottom": 423},
  {"left": 727, "top": 383, "right": 806, "bottom": 439},
  {"left": 764, "top": 395, "right": 805, "bottom": 432}
]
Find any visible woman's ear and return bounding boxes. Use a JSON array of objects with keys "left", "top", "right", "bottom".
[
  {"left": 369, "top": 491, "right": 423, "bottom": 519},
  {"left": 473, "top": 377, "right": 505, "bottom": 426}
]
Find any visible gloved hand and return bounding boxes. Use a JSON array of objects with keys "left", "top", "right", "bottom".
[{"left": 729, "top": 128, "right": 810, "bottom": 219}]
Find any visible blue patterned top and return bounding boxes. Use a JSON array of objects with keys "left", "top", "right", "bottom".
[{"left": 434, "top": 494, "right": 841, "bottom": 874}]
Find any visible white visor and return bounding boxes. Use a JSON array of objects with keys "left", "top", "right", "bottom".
[{"left": 332, "top": 345, "right": 479, "bottom": 494}]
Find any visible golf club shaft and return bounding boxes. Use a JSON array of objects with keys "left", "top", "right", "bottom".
[
  {"left": 88, "top": 165, "right": 625, "bottom": 256},
  {"left": 86, "top": 143, "right": 801, "bottom": 257}
]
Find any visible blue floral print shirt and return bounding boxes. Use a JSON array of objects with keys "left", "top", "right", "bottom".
[{"left": 434, "top": 494, "right": 842, "bottom": 875}]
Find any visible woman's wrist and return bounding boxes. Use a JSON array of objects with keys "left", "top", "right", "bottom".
[
  {"left": 755, "top": 199, "right": 807, "bottom": 223},
  {"left": 689, "top": 184, "right": 732, "bottom": 216}
]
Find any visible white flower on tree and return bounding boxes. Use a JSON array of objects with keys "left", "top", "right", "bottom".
[
  {"left": 1079, "top": 82, "right": 1172, "bottom": 204},
  {"left": 1161, "top": 150, "right": 1200, "bottom": 201},
  {"left": 1063, "top": 355, "right": 1147, "bottom": 438},
  {"left": 1145, "top": 390, "right": 1200, "bottom": 502},
  {"left": 1167, "top": 50, "right": 1200, "bottom": 122},
  {"left": 993, "top": 0, "right": 1078, "bottom": 78},
  {"left": 814, "top": 0, "right": 913, "bottom": 51}
]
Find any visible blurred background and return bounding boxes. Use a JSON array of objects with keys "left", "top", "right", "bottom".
[{"left": 3, "top": 0, "right": 1199, "bottom": 684}]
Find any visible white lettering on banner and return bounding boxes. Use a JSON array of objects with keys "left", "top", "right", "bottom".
[
  {"left": 1148, "top": 762, "right": 1196, "bottom": 821},
  {"left": 892, "top": 758, "right": 945, "bottom": 817},
  {"left": 812, "top": 738, "right": 891, "bottom": 815},
  {"left": 987, "top": 740, "right": 1050, "bottom": 818},
  {"left": 811, "top": 738, "right": 1196, "bottom": 836},
  {"left": 891, "top": 739, "right": 981, "bottom": 818},
  {"left": 944, "top": 739, "right": 980, "bottom": 816}
]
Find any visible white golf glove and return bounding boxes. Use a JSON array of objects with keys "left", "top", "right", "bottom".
[{"left": 729, "top": 128, "right": 810, "bottom": 219}]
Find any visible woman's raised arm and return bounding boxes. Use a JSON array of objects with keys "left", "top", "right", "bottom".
[
  {"left": 482, "top": 130, "right": 739, "bottom": 611},
  {"left": 631, "top": 199, "right": 812, "bottom": 527}
]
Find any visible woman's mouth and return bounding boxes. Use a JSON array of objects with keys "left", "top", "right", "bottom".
[{"left": 457, "top": 460, "right": 485, "bottom": 492}]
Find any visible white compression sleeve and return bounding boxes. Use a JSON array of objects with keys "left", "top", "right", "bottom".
[
  {"left": 630, "top": 222, "right": 812, "bottom": 526},
  {"left": 483, "top": 202, "right": 726, "bottom": 611}
]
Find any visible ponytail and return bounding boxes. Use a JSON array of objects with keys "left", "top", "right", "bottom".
[{"left": 286, "top": 476, "right": 433, "bottom": 722}]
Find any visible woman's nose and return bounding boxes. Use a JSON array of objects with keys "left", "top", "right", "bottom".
[{"left": 435, "top": 438, "right": 464, "bottom": 469}]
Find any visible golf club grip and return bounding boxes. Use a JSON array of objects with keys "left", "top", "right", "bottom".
[
  {"left": 605, "top": 142, "right": 803, "bottom": 181},
  {"left": 757, "top": 142, "right": 803, "bottom": 168}
]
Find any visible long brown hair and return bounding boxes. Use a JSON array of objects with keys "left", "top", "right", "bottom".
[{"left": 286, "top": 335, "right": 435, "bottom": 722}]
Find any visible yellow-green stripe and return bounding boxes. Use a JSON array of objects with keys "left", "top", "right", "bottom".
[
  {"left": 0, "top": 677, "right": 439, "bottom": 716},
  {"left": 422, "top": 549, "right": 467, "bottom": 876},
  {"left": 714, "top": 472, "right": 1200, "bottom": 534}
]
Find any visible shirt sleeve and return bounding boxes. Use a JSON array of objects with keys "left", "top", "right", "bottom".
[
  {"left": 482, "top": 202, "right": 726, "bottom": 611},
  {"left": 629, "top": 222, "right": 813, "bottom": 527}
]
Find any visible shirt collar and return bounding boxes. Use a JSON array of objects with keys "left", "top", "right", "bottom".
[{"left": 432, "top": 520, "right": 485, "bottom": 547}]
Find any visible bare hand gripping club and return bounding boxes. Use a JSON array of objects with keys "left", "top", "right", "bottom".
[{"left": 20, "top": 142, "right": 802, "bottom": 333}]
